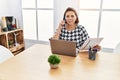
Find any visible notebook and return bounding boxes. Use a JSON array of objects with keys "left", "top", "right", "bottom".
[
  {"left": 79, "top": 38, "right": 103, "bottom": 51},
  {"left": 49, "top": 38, "right": 78, "bottom": 57}
]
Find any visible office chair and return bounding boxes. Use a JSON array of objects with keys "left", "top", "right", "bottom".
[
  {"left": 114, "top": 42, "right": 120, "bottom": 53},
  {"left": 0, "top": 45, "right": 14, "bottom": 63}
]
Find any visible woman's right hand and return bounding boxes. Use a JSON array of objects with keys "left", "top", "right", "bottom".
[
  {"left": 57, "top": 20, "right": 65, "bottom": 31},
  {"left": 53, "top": 20, "right": 65, "bottom": 39},
  {"left": 60, "top": 20, "right": 66, "bottom": 27}
]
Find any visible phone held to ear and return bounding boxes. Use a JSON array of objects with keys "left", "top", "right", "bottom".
[{"left": 63, "top": 16, "right": 66, "bottom": 26}]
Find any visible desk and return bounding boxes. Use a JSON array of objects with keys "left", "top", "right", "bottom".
[{"left": 0, "top": 44, "right": 120, "bottom": 80}]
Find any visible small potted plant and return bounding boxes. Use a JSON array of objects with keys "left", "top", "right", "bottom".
[
  {"left": 8, "top": 40, "right": 13, "bottom": 48},
  {"left": 48, "top": 54, "right": 61, "bottom": 69}
]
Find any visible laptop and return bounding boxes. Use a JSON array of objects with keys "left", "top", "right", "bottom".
[{"left": 49, "top": 38, "right": 78, "bottom": 57}]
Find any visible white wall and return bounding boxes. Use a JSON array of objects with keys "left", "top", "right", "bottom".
[
  {"left": 0, "top": 0, "right": 9, "bottom": 16},
  {"left": 0, "top": 0, "right": 79, "bottom": 30},
  {"left": 0, "top": 0, "right": 22, "bottom": 28},
  {"left": 54, "top": 0, "right": 79, "bottom": 31},
  {"left": 7, "top": 0, "right": 23, "bottom": 28}
]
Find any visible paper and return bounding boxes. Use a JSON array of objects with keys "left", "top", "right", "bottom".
[{"left": 80, "top": 38, "right": 103, "bottom": 50}]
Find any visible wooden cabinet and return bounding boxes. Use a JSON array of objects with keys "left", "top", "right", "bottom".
[{"left": 0, "top": 29, "right": 25, "bottom": 55}]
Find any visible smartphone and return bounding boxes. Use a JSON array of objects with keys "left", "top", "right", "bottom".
[
  {"left": 63, "top": 16, "right": 66, "bottom": 22},
  {"left": 63, "top": 16, "right": 66, "bottom": 26}
]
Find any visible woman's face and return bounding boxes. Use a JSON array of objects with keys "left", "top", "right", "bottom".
[{"left": 65, "top": 11, "right": 77, "bottom": 26}]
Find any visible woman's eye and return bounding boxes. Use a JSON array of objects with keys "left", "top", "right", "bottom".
[
  {"left": 66, "top": 15, "right": 69, "bottom": 18},
  {"left": 66, "top": 15, "right": 75, "bottom": 18},
  {"left": 71, "top": 15, "right": 74, "bottom": 18}
]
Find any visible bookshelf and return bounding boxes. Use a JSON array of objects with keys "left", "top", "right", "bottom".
[{"left": 0, "top": 29, "right": 25, "bottom": 55}]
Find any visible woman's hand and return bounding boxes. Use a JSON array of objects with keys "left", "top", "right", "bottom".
[
  {"left": 53, "top": 20, "right": 65, "bottom": 39},
  {"left": 59, "top": 20, "right": 66, "bottom": 27},
  {"left": 93, "top": 45, "right": 101, "bottom": 51}
]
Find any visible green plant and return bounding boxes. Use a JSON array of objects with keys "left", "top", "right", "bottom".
[
  {"left": 48, "top": 54, "right": 61, "bottom": 65},
  {"left": 8, "top": 40, "right": 13, "bottom": 46}
]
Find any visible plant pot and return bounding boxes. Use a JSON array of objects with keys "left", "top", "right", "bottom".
[{"left": 50, "top": 64, "right": 59, "bottom": 69}]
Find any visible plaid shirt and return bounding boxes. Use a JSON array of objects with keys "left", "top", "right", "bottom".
[{"left": 59, "top": 25, "right": 89, "bottom": 49}]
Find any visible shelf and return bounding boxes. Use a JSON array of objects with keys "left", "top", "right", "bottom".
[
  {"left": 9, "top": 43, "right": 24, "bottom": 53},
  {"left": 0, "top": 29, "right": 25, "bottom": 55}
]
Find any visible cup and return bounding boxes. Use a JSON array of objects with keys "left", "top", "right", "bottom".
[{"left": 88, "top": 47, "right": 97, "bottom": 60}]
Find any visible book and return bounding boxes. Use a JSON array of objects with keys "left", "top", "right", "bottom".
[{"left": 1, "top": 16, "right": 17, "bottom": 31}]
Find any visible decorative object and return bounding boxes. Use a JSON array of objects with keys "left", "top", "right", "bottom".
[
  {"left": 13, "top": 33, "right": 19, "bottom": 46},
  {"left": 1, "top": 17, "right": 8, "bottom": 32},
  {"left": 48, "top": 54, "right": 61, "bottom": 69},
  {"left": 1, "top": 16, "right": 17, "bottom": 32},
  {"left": 0, "top": 25, "right": 2, "bottom": 32},
  {"left": 8, "top": 40, "right": 14, "bottom": 48},
  {"left": 88, "top": 46, "right": 98, "bottom": 60}
]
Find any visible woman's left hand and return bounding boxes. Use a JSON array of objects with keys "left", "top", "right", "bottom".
[{"left": 93, "top": 45, "right": 101, "bottom": 51}]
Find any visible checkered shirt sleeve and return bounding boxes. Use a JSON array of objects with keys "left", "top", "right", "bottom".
[{"left": 59, "top": 25, "right": 89, "bottom": 49}]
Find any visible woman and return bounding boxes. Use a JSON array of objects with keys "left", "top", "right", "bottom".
[{"left": 53, "top": 7, "right": 101, "bottom": 51}]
